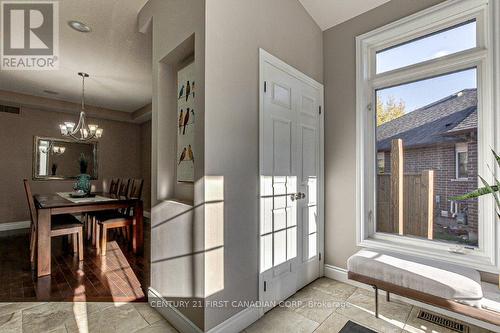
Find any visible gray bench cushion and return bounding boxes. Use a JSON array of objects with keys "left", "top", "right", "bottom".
[{"left": 347, "top": 250, "right": 483, "bottom": 302}]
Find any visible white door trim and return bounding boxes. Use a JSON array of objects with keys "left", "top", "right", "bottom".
[{"left": 258, "top": 48, "right": 325, "bottom": 312}]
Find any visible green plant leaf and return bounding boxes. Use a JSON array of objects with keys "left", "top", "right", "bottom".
[
  {"left": 495, "top": 176, "right": 500, "bottom": 214},
  {"left": 479, "top": 176, "right": 500, "bottom": 211},
  {"left": 451, "top": 185, "right": 499, "bottom": 201},
  {"left": 492, "top": 149, "right": 500, "bottom": 169}
]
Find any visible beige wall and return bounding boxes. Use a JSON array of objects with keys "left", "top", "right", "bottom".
[
  {"left": 0, "top": 107, "right": 150, "bottom": 224},
  {"left": 141, "top": 0, "right": 322, "bottom": 329},
  {"left": 139, "top": 0, "right": 206, "bottom": 329},
  {"left": 323, "top": 0, "right": 445, "bottom": 269},
  {"left": 204, "top": 0, "right": 323, "bottom": 329}
]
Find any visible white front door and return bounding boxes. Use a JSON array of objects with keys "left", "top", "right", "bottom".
[{"left": 259, "top": 50, "right": 323, "bottom": 311}]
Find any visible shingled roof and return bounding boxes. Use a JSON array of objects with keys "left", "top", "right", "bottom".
[{"left": 377, "top": 89, "right": 477, "bottom": 151}]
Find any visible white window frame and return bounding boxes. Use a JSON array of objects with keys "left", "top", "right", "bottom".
[
  {"left": 455, "top": 142, "right": 469, "bottom": 180},
  {"left": 356, "top": 0, "right": 499, "bottom": 272}
]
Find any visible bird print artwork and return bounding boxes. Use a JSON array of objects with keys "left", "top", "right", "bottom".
[
  {"left": 185, "top": 81, "right": 191, "bottom": 101},
  {"left": 182, "top": 107, "right": 190, "bottom": 135},
  {"left": 178, "top": 84, "right": 184, "bottom": 100},
  {"left": 178, "top": 147, "right": 187, "bottom": 165},
  {"left": 187, "top": 145, "right": 194, "bottom": 162},
  {"left": 176, "top": 62, "right": 195, "bottom": 183},
  {"left": 178, "top": 109, "right": 184, "bottom": 134}
]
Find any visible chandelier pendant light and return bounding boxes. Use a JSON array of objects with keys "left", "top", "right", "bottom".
[{"left": 59, "top": 72, "right": 103, "bottom": 141}]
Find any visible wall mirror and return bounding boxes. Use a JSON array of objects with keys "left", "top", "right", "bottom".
[{"left": 33, "top": 136, "right": 98, "bottom": 180}]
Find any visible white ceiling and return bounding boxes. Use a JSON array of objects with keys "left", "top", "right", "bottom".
[
  {"left": 299, "top": 0, "right": 391, "bottom": 31},
  {"left": 0, "top": 0, "right": 151, "bottom": 113}
]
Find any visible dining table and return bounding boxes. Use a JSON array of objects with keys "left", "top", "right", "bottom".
[{"left": 33, "top": 192, "right": 143, "bottom": 278}]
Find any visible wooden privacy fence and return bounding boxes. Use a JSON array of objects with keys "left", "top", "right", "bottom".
[{"left": 377, "top": 139, "right": 434, "bottom": 239}]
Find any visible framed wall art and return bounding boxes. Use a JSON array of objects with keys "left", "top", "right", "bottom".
[{"left": 176, "top": 62, "right": 196, "bottom": 182}]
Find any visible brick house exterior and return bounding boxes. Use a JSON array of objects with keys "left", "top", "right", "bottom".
[{"left": 377, "top": 89, "right": 478, "bottom": 245}]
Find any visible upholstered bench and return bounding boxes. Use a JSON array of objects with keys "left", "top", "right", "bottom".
[{"left": 347, "top": 250, "right": 500, "bottom": 327}]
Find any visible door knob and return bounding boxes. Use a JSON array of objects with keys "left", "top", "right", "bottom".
[{"left": 290, "top": 192, "right": 306, "bottom": 201}]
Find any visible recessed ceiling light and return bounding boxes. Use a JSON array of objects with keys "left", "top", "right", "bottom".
[{"left": 68, "top": 20, "right": 92, "bottom": 33}]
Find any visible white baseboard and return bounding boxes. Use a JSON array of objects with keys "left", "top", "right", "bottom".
[
  {"left": 148, "top": 288, "right": 261, "bottom": 333},
  {"left": 0, "top": 220, "right": 30, "bottom": 232},
  {"left": 207, "top": 306, "right": 261, "bottom": 333},
  {"left": 324, "top": 264, "right": 500, "bottom": 332},
  {"left": 324, "top": 264, "right": 348, "bottom": 282},
  {"left": 148, "top": 288, "right": 203, "bottom": 333}
]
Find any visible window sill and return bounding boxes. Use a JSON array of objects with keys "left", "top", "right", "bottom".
[
  {"left": 358, "top": 235, "right": 498, "bottom": 273},
  {"left": 451, "top": 178, "right": 471, "bottom": 182}
]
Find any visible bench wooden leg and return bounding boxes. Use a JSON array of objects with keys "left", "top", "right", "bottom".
[{"left": 373, "top": 285, "right": 379, "bottom": 318}]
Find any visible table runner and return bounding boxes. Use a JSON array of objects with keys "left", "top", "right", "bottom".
[{"left": 57, "top": 192, "right": 118, "bottom": 204}]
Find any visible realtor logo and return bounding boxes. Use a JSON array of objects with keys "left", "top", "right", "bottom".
[{"left": 1, "top": 1, "right": 59, "bottom": 70}]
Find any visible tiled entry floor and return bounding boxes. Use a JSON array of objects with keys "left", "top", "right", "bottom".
[
  {"left": 244, "top": 278, "right": 493, "bottom": 333},
  {"left": 0, "top": 278, "right": 494, "bottom": 332},
  {"left": 0, "top": 301, "right": 177, "bottom": 333}
]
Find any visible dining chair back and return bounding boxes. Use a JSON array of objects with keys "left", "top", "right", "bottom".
[
  {"left": 128, "top": 179, "right": 144, "bottom": 200},
  {"left": 118, "top": 179, "right": 130, "bottom": 199},
  {"left": 109, "top": 178, "right": 120, "bottom": 195},
  {"left": 23, "top": 179, "right": 84, "bottom": 265},
  {"left": 23, "top": 179, "right": 37, "bottom": 226},
  {"left": 23, "top": 179, "right": 37, "bottom": 264},
  {"left": 124, "top": 179, "right": 144, "bottom": 216}
]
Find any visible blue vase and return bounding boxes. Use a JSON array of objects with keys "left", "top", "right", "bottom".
[{"left": 74, "top": 174, "right": 91, "bottom": 194}]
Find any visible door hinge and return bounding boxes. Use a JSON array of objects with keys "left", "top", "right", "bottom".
[
  {"left": 263, "top": 281, "right": 267, "bottom": 292},
  {"left": 319, "top": 252, "right": 322, "bottom": 261},
  {"left": 319, "top": 106, "right": 322, "bottom": 115},
  {"left": 264, "top": 81, "right": 267, "bottom": 93}
]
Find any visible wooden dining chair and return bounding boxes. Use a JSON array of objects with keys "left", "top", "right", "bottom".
[
  {"left": 23, "top": 179, "right": 84, "bottom": 265},
  {"left": 92, "top": 179, "right": 131, "bottom": 248},
  {"left": 95, "top": 178, "right": 143, "bottom": 256},
  {"left": 121, "top": 178, "right": 144, "bottom": 239},
  {"left": 86, "top": 178, "right": 120, "bottom": 241}
]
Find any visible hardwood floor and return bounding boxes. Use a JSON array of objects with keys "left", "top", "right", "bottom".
[{"left": 0, "top": 223, "right": 150, "bottom": 302}]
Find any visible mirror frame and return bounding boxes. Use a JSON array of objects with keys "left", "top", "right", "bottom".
[{"left": 32, "top": 136, "right": 99, "bottom": 181}]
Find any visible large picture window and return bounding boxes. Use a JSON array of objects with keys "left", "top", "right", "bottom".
[
  {"left": 356, "top": 0, "right": 498, "bottom": 271},
  {"left": 375, "top": 68, "right": 478, "bottom": 246}
]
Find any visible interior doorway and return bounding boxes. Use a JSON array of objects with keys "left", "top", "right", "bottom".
[{"left": 259, "top": 49, "right": 325, "bottom": 312}]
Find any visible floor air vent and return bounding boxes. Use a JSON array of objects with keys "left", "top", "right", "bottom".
[
  {"left": 0, "top": 104, "right": 20, "bottom": 114},
  {"left": 417, "top": 310, "right": 469, "bottom": 333}
]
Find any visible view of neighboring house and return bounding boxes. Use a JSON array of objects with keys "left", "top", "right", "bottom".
[{"left": 377, "top": 89, "right": 478, "bottom": 245}]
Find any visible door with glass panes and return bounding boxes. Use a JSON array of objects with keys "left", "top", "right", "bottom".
[{"left": 260, "top": 51, "right": 322, "bottom": 311}]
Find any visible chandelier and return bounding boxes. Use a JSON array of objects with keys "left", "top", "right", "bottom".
[{"left": 59, "top": 72, "right": 103, "bottom": 141}]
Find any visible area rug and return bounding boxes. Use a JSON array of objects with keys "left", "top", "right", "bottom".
[{"left": 339, "top": 320, "right": 377, "bottom": 333}]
